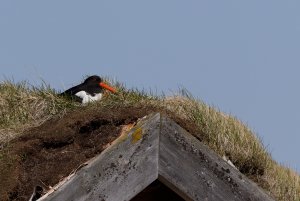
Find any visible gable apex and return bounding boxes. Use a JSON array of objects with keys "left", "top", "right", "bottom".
[{"left": 39, "top": 113, "right": 274, "bottom": 201}]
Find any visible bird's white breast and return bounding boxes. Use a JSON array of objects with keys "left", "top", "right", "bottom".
[{"left": 75, "top": 91, "right": 103, "bottom": 104}]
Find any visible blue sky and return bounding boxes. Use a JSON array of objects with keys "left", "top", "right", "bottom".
[{"left": 1, "top": 1, "right": 300, "bottom": 172}]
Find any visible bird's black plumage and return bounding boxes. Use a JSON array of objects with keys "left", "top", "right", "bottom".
[
  {"left": 60, "top": 75, "right": 115, "bottom": 103},
  {"left": 61, "top": 75, "right": 103, "bottom": 96}
]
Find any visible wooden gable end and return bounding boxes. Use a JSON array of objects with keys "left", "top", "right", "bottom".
[{"left": 39, "top": 113, "right": 274, "bottom": 201}]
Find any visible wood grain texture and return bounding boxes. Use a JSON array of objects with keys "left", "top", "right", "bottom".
[
  {"left": 39, "top": 113, "right": 160, "bottom": 201},
  {"left": 158, "top": 116, "right": 274, "bottom": 201},
  {"left": 39, "top": 113, "right": 274, "bottom": 201}
]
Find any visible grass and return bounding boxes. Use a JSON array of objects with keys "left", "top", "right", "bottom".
[
  {"left": 0, "top": 78, "right": 300, "bottom": 200},
  {"left": 0, "top": 80, "right": 77, "bottom": 143}
]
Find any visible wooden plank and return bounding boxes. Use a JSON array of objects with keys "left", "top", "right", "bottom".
[
  {"left": 39, "top": 113, "right": 161, "bottom": 201},
  {"left": 158, "top": 116, "right": 274, "bottom": 201}
]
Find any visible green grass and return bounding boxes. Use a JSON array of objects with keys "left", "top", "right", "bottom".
[{"left": 0, "top": 78, "right": 300, "bottom": 200}]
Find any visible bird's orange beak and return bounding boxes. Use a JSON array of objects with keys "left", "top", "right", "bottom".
[{"left": 99, "top": 82, "right": 117, "bottom": 93}]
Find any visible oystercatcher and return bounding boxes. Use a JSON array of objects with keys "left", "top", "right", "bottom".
[{"left": 60, "top": 75, "right": 116, "bottom": 104}]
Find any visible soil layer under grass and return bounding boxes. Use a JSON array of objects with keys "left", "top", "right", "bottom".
[{"left": 0, "top": 106, "right": 147, "bottom": 200}]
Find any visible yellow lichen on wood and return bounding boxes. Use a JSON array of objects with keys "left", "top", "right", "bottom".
[{"left": 131, "top": 127, "right": 143, "bottom": 143}]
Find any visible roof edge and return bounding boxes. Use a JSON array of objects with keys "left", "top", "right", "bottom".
[{"left": 38, "top": 113, "right": 274, "bottom": 201}]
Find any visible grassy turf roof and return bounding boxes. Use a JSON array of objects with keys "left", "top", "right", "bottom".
[{"left": 0, "top": 78, "right": 299, "bottom": 201}]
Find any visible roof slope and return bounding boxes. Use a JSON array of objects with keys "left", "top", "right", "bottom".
[{"left": 39, "top": 113, "right": 274, "bottom": 201}]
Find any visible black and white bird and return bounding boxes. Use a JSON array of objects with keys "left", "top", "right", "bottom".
[{"left": 60, "top": 75, "right": 116, "bottom": 104}]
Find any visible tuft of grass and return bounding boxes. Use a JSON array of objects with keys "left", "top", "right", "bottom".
[
  {"left": 0, "top": 78, "right": 300, "bottom": 200},
  {"left": 0, "top": 80, "right": 78, "bottom": 143}
]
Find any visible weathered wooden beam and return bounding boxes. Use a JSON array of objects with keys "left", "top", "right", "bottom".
[
  {"left": 39, "top": 113, "right": 161, "bottom": 201},
  {"left": 158, "top": 116, "right": 274, "bottom": 201}
]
